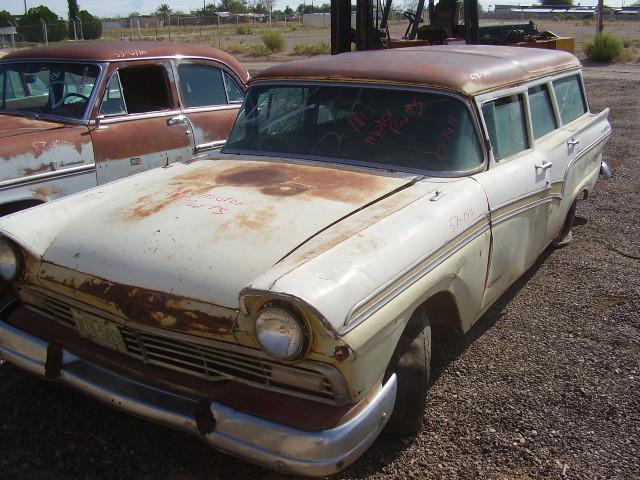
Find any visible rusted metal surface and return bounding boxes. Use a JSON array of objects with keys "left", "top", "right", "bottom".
[
  {"left": 187, "top": 108, "right": 240, "bottom": 151},
  {"left": 37, "top": 262, "right": 236, "bottom": 337},
  {"left": 2, "top": 41, "right": 249, "bottom": 84},
  {"left": 252, "top": 45, "right": 580, "bottom": 95}
]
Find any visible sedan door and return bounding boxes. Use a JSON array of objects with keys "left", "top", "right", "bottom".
[
  {"left": 174, "top": 60, "right": 244, "bottom": 154},
  {"left": 90, "top": 60, "right": 193, "bottom": 185}
]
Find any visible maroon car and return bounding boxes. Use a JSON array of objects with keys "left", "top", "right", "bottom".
[{"left": 0, "top": 42, "right": 248, "bottom": 214}]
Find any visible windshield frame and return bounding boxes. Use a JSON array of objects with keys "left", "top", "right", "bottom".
[
  {"left": 0, "top": 59, "right": 106, "bottom": 124},
  {"left": 222, "top": 80, "right": 488, "bottom": 178}
]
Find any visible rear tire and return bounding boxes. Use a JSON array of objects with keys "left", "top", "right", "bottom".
[{"left": 384, "top": 308, "right": 431, "bottom": 436}]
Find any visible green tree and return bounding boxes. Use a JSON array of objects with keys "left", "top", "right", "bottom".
[
  {"left": 0, "top": 10, "right": 14, "bottom": 26},
  {"left": 219, "top": 0, "right": 249, "bottom": 13},
  {"left": 67, "top": 0, "right": 79, "bottom": 37},
  {"left": 284, "top": 5, "right": 294, "bottom": 15},
  {"left": 18, "top": 6, "right": 67, "bottom": 42},
  {"left": 156, "top": 3, "right": 172, "bottom": 20},
  {"left": 79, "top": 10, "right": 102, "bottom": 40}
]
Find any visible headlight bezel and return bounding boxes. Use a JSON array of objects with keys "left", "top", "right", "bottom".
[
  {"left": 0, "top": 236, "right": 23, "bottom": 282},
  {"left": 253, "top": 302, "right": 311, "bottom": 362}
]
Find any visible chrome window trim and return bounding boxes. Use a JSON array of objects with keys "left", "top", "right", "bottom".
[
  {"left": 99, "top": 70, "right": 128, "bottom": 117},
  {"left": 0, "top": 60, "right": 106, "bottom": 124},
  {"left": 95, "top": 109, "right": 183, "bottom": 125},
  {"left": 182, "top": 104, "right": 240, "bottom": 114},
  {"left": 223, "top": 80, "right": 488, "bottom": 178}
]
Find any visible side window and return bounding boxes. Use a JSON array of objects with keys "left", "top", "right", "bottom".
[
  {"left": 117, "top": 65, "right": 172, "bottom": 114},
  {"left": 223, "top": 72, "right": 243, "bottom": 103},
  {"left": 482, "top": 94, "right": 529, "bottom": 160},
  {"left": 178, "top": 64, "right": 226, "bottom": 108},
  {"left": 528, "top": 84, "right": 557, "bottom": 140},
  {"left": 99, "top": 72, "right": 127, "bottom": 116},
  {"left": 553, "top": 74, "right": 587, "bottom": 125}
]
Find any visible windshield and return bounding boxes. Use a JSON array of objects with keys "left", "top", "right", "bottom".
[
  {"left": 0, "top": 62, "right": 100, "bottom": 120},
  {"left": 224, "top": 85, "right": 484, "bottom": 174}
]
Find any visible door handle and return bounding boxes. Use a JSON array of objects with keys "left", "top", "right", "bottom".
[
  {"left": 167, "top": 115, "right": 187, "bottom": 127},
  {"left": 535, "top": 161, "right": 553, "bottom": 171},
  {"left": 567, "top": 138, "right": 580, "bottom": 147}
]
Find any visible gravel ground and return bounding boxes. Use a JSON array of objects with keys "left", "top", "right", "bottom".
[{"left": 0, "top": 75, "right": 638, "bottom": 480}]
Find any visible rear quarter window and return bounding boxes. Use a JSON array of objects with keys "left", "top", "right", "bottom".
[{"left": 553, "top": 74, "right": 587, "bottom": 125}]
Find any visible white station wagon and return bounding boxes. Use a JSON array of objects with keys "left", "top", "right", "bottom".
[{"left": 0, "top": 46, "right": 611, "bottom": 476}]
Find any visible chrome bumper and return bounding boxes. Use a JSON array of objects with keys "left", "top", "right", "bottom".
[{"left": 0, "top": 319, "right": 396, "bottom": 477}]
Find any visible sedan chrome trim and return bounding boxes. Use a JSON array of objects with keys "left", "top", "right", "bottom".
[{"left": 0, "top": 164, "right": 96, "bottom": 190}]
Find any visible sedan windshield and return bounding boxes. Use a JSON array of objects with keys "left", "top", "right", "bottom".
[
  {"left": 0, "top": 62, "right": 100, "bottom": 120},
  {"left": 224, "top": 84, "right": 484, "bottom": 174}
]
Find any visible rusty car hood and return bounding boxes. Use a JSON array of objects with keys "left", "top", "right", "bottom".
[
  {"left": 0, "top": 114, "right": 66, "bottom": 139},
  {"left": 23, "top": 157, "right": 418, "bottom": 309}
]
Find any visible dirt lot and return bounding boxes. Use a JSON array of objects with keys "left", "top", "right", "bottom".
[{"left": 1, "top": 30, "right": 639, "bottom": 480}]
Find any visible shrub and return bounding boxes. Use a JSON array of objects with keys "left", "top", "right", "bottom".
[
  {"left": 226, "top": 43, "right": 249, "bottom": 54},
  {"left": 79, "top": 10, "right": 102, "bottom": 40},
  {"left": 250, "top": 44, "right": 271, "bottom": 56},
  {"left": 236, "top": 26, "right": 253, "bottom": 35},
  {"left": 585, "top": 32, "right": 623, "bottom": 62},
  {"left": 293, "top": 42, "right": 330, "bottom": 55},
  {"left": 261, "top": 31, "right": 286, "bottom": 52}
]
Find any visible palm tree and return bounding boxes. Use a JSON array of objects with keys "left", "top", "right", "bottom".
[{"left": 156, "top": 3, "right": 172, "bottom": 20}]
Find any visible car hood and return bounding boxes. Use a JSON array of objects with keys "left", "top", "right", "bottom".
[
  {"left": 13, "top": 157, "right": 418, "bottom": 309},
  {"left": 0, "top": 114, "right": 66, "bottom": 138}
]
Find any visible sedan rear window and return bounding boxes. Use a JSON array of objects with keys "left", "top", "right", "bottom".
[{"left": 224, "top": 85, "right": 483, "bottom": 174}]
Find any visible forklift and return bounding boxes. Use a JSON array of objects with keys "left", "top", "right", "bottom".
[{"left": 330, "top": 0, "right": 574, "bottom": 55}]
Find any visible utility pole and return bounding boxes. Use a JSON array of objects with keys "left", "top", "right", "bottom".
[
  {"left": 596, "top": 0, "right": 604, "bottom": 33},
  {"left": 24, "top": 0, "right": 27, "bottom": 15}
]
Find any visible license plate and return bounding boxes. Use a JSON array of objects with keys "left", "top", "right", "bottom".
[{"left": 72, "top": 310, "right": 126, "bottom": 352}]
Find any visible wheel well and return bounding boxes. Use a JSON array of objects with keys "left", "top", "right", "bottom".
[
  {"left": 0, "top": 199, "right": 43, "bottom": 217},
  {"left": 420, "top": 291, "right": 462, "bottom": 340}
]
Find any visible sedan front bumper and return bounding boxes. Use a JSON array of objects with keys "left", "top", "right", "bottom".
[{"left": 0, "top": 318, "right": 396, "bottom": 477}]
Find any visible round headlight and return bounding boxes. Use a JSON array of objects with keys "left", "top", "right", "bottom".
[
  {"left": 0, "top": 238, "right": 20, "bottom": 282},
  {"left": 255, "top": 306, "right": 307, "bottom": 361}
]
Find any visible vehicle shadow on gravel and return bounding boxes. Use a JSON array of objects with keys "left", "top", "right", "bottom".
[{"left": 430, "top": 247, "right": 554, "bottom": 383}]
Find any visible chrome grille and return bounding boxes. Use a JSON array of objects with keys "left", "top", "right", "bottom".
[{"left": 19, "top": 286, "right": 344, "bottom": 405}]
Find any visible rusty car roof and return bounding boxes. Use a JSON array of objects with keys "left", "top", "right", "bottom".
[
  {"left": 251, "top": 45, "right": 581, "bottom": 95},
  {"left": 2, "top": 41, "right": 248, "bottom": 80}
]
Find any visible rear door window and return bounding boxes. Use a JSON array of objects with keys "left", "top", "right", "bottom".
[
  {"left": 116, "top": 65, "right": 172, "bottom": 114},
  {"left": 553, "top": 74, "right": 587, "bottom": 125},
  {"left": 482, "top": 94, "right": 529, "bottom": 160},
  {"left": 178, "top": 64, "right": 227, "bottom": 108},
  {"left": 528, "top": 84, "right": 557, "bottom": 140}
]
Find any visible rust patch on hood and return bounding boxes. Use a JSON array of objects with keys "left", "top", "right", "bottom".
[
  {"left": 121, "top": 161, "right": 396, "bottom": 221},
  {"left": 74, "top": 277, "right": 236, "bottom": 336}
]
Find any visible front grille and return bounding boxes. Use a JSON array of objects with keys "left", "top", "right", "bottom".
[{"left": 19, "top": 287, "right": 344, "bottom": 405}]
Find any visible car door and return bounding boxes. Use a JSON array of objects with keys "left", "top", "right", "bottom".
[
  {"left": 90, "top": 60, "right": 193, "bottom": 185},
  {"left": 174, "top": 59, "right": 244, "bottom": 154},
  {"left": 543, "top": 72, "right": 611, "bottom": 243},
  {"left": 473, "top": 90, "right": 553, "bottom": 308}
]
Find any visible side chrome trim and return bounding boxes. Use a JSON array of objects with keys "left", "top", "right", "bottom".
[
  {"left": 183, "top": 105, "right": 240, "bottom": 114},
  {"left": 0, "top": 319, "right": 395, "bottom": 477},
  {"left": 195, "top": 140, "right": 226, "bottom": 154},
  {"left": 561, "top": 130, "right": 612, "bottom": 196},
  {"left": 0, "top": 164, "right": 96, "bottom": 190},
  {"left": 492, "top": 196, "right": 554, "bottom": 226},
  {"left": 343, "top": 216, "right": 490, "bottom": 332},
  {"left": 97, "top": 109, "right": 183, "bottom": 124}
]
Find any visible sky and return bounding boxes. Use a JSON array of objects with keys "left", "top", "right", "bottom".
[{"left": 3, "top": 0, "right": 622, "bottom": 19}]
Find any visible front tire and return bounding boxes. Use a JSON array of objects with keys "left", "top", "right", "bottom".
[{"left": 384, "top": 308, "right": 431, "bottom": 436}]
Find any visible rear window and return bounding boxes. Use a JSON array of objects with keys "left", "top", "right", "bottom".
[{"left": 224, "top": 85, "right": 484, "bottom": 174}]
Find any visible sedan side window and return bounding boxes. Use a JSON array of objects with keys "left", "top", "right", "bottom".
[
  {"left": 528, "top": 84, "right": 557, "bottom": 140},
  {"left": 178, "top": 64, "right": 227, "bottom": 108},
  {"left": 116, "top": 65, "right": 172, "bottom": 114},
  {"left": 553, "top": 75, "right": 587, "bottom": 125},
  {"left": 224, "top": 72, "right": 243, "bottom": 103},
  {"left": 482, "top": 94, "right": 529, "bottom": 160},
  {"left": 99, "top": 72, "right": 127, "bottom": 116}
]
